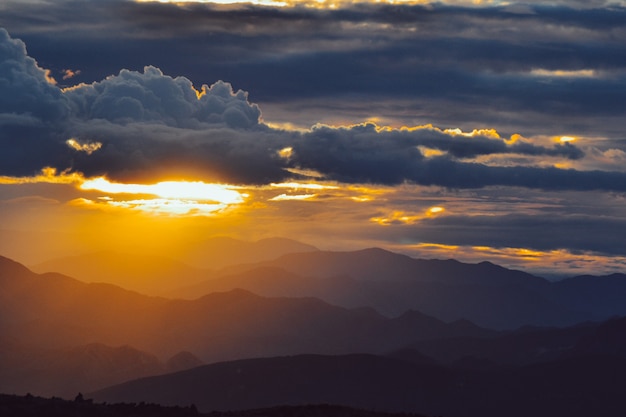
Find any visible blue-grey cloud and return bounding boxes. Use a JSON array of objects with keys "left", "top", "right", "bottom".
[
  {"left": 0, "top": 28, "right": 72, "bottom": 176},
  {"left": 411, "top": 213, "right": 626, "bottom": 256},
  {"left": 3, "top": 1, "right": 624, "bottom": 140},
  {"left": 66, "top": 66, "right": 261, "bottom": 129},
  {"left": 2, "top": 27, "right": 626, "bottom": 192}
]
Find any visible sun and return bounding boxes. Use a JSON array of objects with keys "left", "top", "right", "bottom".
[{"left": 79, "top": 177, "right": 246, "bottom": 216}]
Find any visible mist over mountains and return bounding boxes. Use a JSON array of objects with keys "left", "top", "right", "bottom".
[
  {"left": 32, "top": 242, "right": 626, "bottom": 329},
  {"left": 2, "top": 239, "right": 626, "bottom": 416}
]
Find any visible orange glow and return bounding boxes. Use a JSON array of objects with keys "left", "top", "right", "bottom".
[
  {"left": 444, "top": 128, "right": 501, "bottom": 139},
  {"left": 418, "top": 146, "right": 446, "bottom": 158},
  {"left": 271, "top": 182, "right": 338, "bottom": 190},
  {"left": 0, "top": 167, "right": 84, "bottom": 185},
  {"left": 270, "top": 193, "right": 316, "bottom": 201},
  {"left": 79, "top": 177, "right": 245, "bottom": 216},
  {"left": 531, "top": 68, "right": 596, "bottom": 78},
  {"left": 66, "top": 138, "right": 102, "bottom": 154}
]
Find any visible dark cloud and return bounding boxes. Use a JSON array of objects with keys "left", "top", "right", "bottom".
[
  {"left": 65, "top": 66, "right": 261, "bottom": 129},
  {"left": 3, "top": 1, "right": 622, "bottom": 138},
  {"left": 0, "top": 28, "right": 72, "bottom": 176},
  {"left": 289, "top": 128, "right": 625, "bottom": 190},
  {"left": 1, "top": 26, "right": 625, "bottom": 191},
  {"left": 410, "top": 213, "right": 626, "bottom": 255}
]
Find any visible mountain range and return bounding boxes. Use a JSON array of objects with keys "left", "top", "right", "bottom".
[
  {"left": 2, "top": 240, "right": 626, "bottom": 417},
  {"left": 179, "top": 249, "right": 624, "bottom": 329},
  {"left": 91, "top": 322, "right": 626, "bottom": 417},
  {"left": 32, "top": 247, "right": 626, "bottom": 329},
  {"left": 0, "top": 254, "right": 491, "bottom": 398}
]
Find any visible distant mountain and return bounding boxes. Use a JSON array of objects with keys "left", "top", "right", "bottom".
[
  {"left": 401, "top": 322, "right": 599, "bottom": 370},
  {"left": 0, "top": 342, "right": 164, "bottom": 398},
  {"left": 0, "top": 337, "right": 204, "bottom": 399},
  {"left": 178, "top": 237, "right": 318, "bottom": 269},
  {"left": 91, "top": 349, "right": 626, "bottom": 417},
  {"left": 175, "top": 251, "right": 577, "bottom": 329},
  {"left": 91, "top": 354, "right": 451, "bottom": 414},
  {"left": 197, "top": 248, "right": 623, "bottom": 329},
  {"left": 548, "top": 273, "right": 626, "bottom": 319},
  {"left": 0, "top": 255, "right": 491, "bottom": 398},
  {"left": 221, "top": 248, "right": 547, "bottom": 289},
  {"left": 32, "top": 251, "right": 211, "bottom": 296}
]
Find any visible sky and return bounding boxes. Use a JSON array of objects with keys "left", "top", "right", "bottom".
[{"left": 1, "top": 0, "right": 626, "bottom": 278}]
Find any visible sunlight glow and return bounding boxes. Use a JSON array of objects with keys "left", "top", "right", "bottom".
[
  {"left": 271, "top": 182, "right": 339, "bottom": 190},
  {"left": 530, "top": 69, "right": 596, "bottom": 78},
  {"left": 81, "top": 178, "right": 243, "bottom": 203},
  {"left": 418, "top": 146, "right": 446, "bottom": 158},
  {"left": 135, "top": 0, "right": 289, "bottom": 6},
  {"left": 270, "top": 193, "right": 316, "bottom": 201},
  {"left": 79, "top": 177, "right": 245, "bottom": 215},
  {"left": 0, "top": 167, "right": 84, "bottom": 185},
  {"left": 66, "top": 138, "right": 102, "bottom": 155},
  {"left": 134, "top": 0, "right": 446, "bottom": 9},
  {"left": 278, "top": 147, "right": 294, "bottom": 159}
]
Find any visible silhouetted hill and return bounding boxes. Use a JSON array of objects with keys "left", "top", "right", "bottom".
[
  {"left": 199, "top": 249, "right": 623, "bottom": 329},
  {"left": 166, "top": 351, "right": 204, "bottom": 373},
  {"left": 0, "top": 393, "right": 200, "bottom": 417},
  {"left": 177, "top": 256, "right": 579, "bottom": 329},
  {"left": 0, "top": 256, "right": 492, "bottom": 397},
  {"left": 91, "top": 351, "right": 626, "bottom": 417},
  {"left": 395, "top": 317, "right": 626, "bottom": 372},
  {"left": 225, "top": 248, "right": 546, "bottom": 288},
  {"left": 178, "top": 237, "right": 318, "bottom": 269},
  {"left": 32, "top": 251, "right": 211, "bottom": 296},
  {"left": 402, "top": 322, "right": 599, "bottom": 369},
  {"left": 0, "top": 394, "right": 429, "bottom": 417},
  {"left": 91, "top": 354, "right": 451, "bottom": 414},
  {"left": 548, "top": 273, "right": 626, "bottom": 319},
  {"left": 568, "top": 316, "right": 626, "bottom": 356},
  {"left": 0, "top": 342, "right": 165, "bottom": 398}
]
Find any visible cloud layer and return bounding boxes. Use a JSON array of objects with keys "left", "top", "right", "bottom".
[
  {"left": 1, "top": 1, "right": 626, "bottom": 274},
  {"left": 2, "top": 26, "right": 626, "bottom": 191},
  {"left": 3, "top": 1, "right": 625, "bottom": 137}
]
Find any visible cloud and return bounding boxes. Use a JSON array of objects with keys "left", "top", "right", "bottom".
[
  {"left": 62, "top": 68, "right": 80, "bottom": 80},
  {"left": 2, "top": 27, "right": 626, "bottom": 192},
  {"left": 65, "top": 66, "right": 261, "bottom": 129},
  {"left": 3, "top": 1, "right": 625, "bottom": 140},
  {"left": 0, "top": 28, "right": 73, "bottom": 176},
  {"left": 413, "top": 213, "right": 626, "bottom": 256}
]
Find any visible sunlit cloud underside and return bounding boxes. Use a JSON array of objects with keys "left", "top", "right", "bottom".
[
  {"left": 79, "top": 178, "right": 247, "bottom": 216},
  {"left": 135, "top": 0, "right": 439, "bottom": 7}
]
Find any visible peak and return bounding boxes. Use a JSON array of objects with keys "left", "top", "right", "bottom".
[
  {"left": 357, "top": 247, "right": 395, "bottom": 255},
  {"left": 199, "top": 288, "right": 260, "bottom": 301},
  {"left": 0, "top": 255, "right": 33, "bottom": 277}
]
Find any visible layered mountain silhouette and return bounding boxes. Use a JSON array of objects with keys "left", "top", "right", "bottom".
[
  {"left": 175, "top": 237, "right": 318, "bottom": 269},
  {"left": 31, "top": 244, "right": 626, "bottom": 329},
  {"left": 31, "top": 237, "right": 318, "bottom": 296},
  {"left": 0, "top": 340, "right": 202, "bottom": 398},
  {"left": 173, "top": 248, "right": 626, "bottom": 329},
  {"left": 91, "top": 340, "right": 626, "bottom": 417},
  {"left": 0, "top": 255, "right": 491, "bottom": 397},
  {"left": 3, "top": 243, "right": 626, "bottom": 416},
  {"left": 32, "top": 251, "right": 211, "bottom": 296}
]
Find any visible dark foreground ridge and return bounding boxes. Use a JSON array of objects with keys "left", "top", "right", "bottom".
[{"left": 0, "top": 394, "right": 428, "bottom": 417}]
